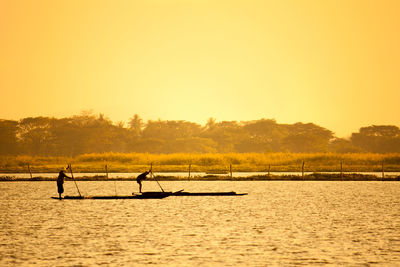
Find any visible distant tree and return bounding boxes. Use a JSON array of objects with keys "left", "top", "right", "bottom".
[
  {"left": 3, "top": 113, "right": 399, "bottom": 155},
  {"left": 201, "top": 121, "right": 246, "bottom": 152},
  {"left": 128, "top": 114, "right": 144, "bottom": 137},
  {"left": 281, "top": 123, "right": 334, "bottom": 152},
  {"left": 49, "top": 114, "right": 130, "bottom": 156},
  {"left": 238, "top": 119, "right": 288, "bottom": 152},
  {"left": 351, "top": 125, "right": 400, "bottom": 153},
  {"left": 129, "top": 138, "right": 166, "bottom": 153},
  {"left": 163, "top": 137, "right": 218, "bottom": 153},
  {"left": 16, "top": 117, "right": 57, "bottom": 155},
  {"left": 234, "top": 137, "right": 273, "bottom": 153},
  {"left": 329, "top": 138, "right": 361, "bottom": 153},
  {"left": 358, "top": 125, "right": 400, "bottom": 137},
  {"left": 205, "top": 117, "right": 216, "bottom": 130},
  {"left": 69, "top": 113, "right": 129, "bottom": 154},
  {"left": 0, "top": 120, "right": 19, "bottom": 155},
  {"left": 116, "top": 121, "right": 125, "bottom": 128},
  {"left": 142, "top": 120, "right": 202, "bottom": 140}
]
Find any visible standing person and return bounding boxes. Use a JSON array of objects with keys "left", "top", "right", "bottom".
[
  {"left": 136, "top": 170, "right": 151, "bottom": 193},
  {"left": 57, "top": 169, "right": 71, "bottom": 199}
]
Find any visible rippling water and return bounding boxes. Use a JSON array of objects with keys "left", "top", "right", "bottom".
[{"left": 1, "top": 181, "right": 399, "bottom": 266}]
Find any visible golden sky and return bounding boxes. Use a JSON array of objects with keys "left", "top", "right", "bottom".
[{"left": 1, "top": 0, "right": 399, "bottom": 137}]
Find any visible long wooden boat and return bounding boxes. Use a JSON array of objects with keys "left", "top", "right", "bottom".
[
  {"left": 51, "top": 191, "right": 171, "bottom": 200},
  {"left": 171, "top": 191, "right": 247, "bottom": 196},
  {"left": 51, "top": 190, "right": 247, "bottom": 200},
  {"left": 138, "top": 190, "right": 247, "bottom": 196}
]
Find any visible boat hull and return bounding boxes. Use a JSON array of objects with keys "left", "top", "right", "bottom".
[
  {"left": 172, "top": 191, "right": 247, "bottom": 196},
  {"left": 51, "top": 192, "right": 170, "bottom": 200},
  {"left": 51, "top": 191, "right": 247, "bottom": 200}
]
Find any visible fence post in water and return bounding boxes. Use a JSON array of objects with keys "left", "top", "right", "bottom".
[
  {"left": 268, "top": 164, "right": 270, "bottom": 178},
  {"left": 188, "top": 164, "right": 191, "bottom": 179},
  {"left": 382, "top": 161, "right": 385, "bottom": 180},
  {"left": 230, "top": 164, "right": 232, "bottom": 178},
  {"left": 105, "top": 164, "right": 109, "bottom": 179},
  {"left": 340, "top": 161, "right": 343, "bottom": 181},
  {"left": 302, "top": 161, "right": 305, "bottom": 179},
  {"left": 28, "top": 164, "right": 33, "bottom": 179}
]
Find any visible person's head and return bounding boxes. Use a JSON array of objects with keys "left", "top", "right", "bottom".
[{"left": 59, "top": 169, "right": 65, "bottom": 173}]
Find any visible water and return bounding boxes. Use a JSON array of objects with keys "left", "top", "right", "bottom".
[{"left": 1, "top": 181, "right": 399, "bottom": 266}]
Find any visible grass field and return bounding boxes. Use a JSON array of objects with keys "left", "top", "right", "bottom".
[{"left": 1, "top": 152, "right": 399, "bottom": 173}]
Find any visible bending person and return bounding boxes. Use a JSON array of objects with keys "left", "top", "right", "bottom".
[{"left": 136, "top": 170, "right": 151, "bottom": 193}]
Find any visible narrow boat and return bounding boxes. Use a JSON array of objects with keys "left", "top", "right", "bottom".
[
  {"left": 51, "top": 190, "right": 247, "bottom": 200},
  {"left": 172, "top": 191, "right": 247, "bottom": 196},
  {"left": 51, "top": 191, "right": 172, "bottom": 200}
]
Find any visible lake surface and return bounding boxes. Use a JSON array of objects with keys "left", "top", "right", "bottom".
[{"left": 1, "top": 181, "right": 399, "bottom": 266}]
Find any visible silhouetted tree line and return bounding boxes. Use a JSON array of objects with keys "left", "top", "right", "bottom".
[{"left": 0, "top": 112, "right": 399, "bottom": 156}]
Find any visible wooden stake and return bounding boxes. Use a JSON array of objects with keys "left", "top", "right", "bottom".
[
  {"left": 382, "top": 161, "right": 385, "bottom": 180},
  {"left": 268, "top": 164, "right": 270, "bottom": 178},
  {"left": 105, "top": 163, "right": 115, "bottom": 194},
  {"left": 28, "top": 164, "right": 33, "bottom": 179},
  {"left": 340, "top": 161, "right": 343, "bottom": 181},
  {"left": 302, "top": 161, "right": 305, "bottom": 179},
  {"left": 188, "top": 164, "right": 191, "bottom": 179}
]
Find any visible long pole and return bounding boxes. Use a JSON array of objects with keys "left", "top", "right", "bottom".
[
  {"left": 153, "top": 174, "right": 165, "bottom": 192},
  {"left": 68, "top": 164, "right": 82, "bottom": 197},
  {"left": 150, "top": 163, "right": 164, "bottom": 192}
]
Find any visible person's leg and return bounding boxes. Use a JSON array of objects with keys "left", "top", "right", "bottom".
[
  {"left": 58, "top": 183, "right": 63, "bottom": 199},
  {"left": 139, "top": 182, "right": 142, "bottom": 193}
]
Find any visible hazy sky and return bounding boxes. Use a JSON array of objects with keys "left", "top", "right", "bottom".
[{"left": 1, "top": 0, "right": 399, "bottom": 137}]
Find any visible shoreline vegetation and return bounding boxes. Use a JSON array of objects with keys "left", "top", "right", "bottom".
[
  {"left": 1, "top": 173, "right": 400, "bottom": 182},
  {"left": 1, "top": 152, "right": 400, "bottom": 181},
  {"left": 2, "top": 115, "right": 400, "bottom": 157}
]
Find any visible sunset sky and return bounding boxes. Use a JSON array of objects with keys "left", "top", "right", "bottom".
[{"left": 1, "top": 0, "right": 399, "bottom": 137}]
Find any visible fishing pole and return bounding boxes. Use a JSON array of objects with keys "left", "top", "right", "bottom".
[
  {"left": 150, "top": 164, "right": 164, "bottom": 192},
  {"left": 68, "top": 164, "right": 82, "bottom": 197}
]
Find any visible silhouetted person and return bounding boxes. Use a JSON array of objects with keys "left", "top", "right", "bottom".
[
  {"left": 136, "top": 170, "right": 151, "bottom": 193},
  {"left": 57, "top": 169, "right": 71, "bottom": 199}
]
